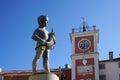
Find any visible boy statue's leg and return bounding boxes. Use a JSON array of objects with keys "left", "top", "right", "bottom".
[
  {"left": 42, "top": 49, "right": 50, "bottom": 72},
  {"left": 32, "top": 46, "right": 45, "bottom": 73}
]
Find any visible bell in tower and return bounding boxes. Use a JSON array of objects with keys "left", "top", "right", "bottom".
[{"left": 80, "top": 17, "right": 88, "bottom": 32}]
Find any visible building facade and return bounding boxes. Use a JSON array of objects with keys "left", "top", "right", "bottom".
[
  {"left": 99, "top": 52, "right": 120, "bottom": 80},
  {"left": 0, "top": 65, "right": 71, "bottom": 80}
]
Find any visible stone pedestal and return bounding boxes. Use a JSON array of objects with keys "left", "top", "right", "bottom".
[{"left": 29, "top": 72, "right": 59, "bottom": 80}]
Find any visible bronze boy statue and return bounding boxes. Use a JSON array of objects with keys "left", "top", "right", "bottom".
[{"left": 32, "top": 15, "right": 56, "bottom": 73}]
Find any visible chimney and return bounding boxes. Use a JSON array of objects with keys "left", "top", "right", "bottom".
[
  {"left": 72, "top": 28, "right": 75, "bottom": 33},
  {"left": 65, "top": 64, "right": 69, "bottom": 69},
  {"left": 109, "top": 51, "right": 113, "bottom": 61}
]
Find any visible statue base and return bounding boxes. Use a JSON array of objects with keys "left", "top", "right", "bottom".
[{"left": 29, "top": 72, "right": 59, "bottom": 80}]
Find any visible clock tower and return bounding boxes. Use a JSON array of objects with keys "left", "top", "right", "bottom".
[{"left": 70, "top": 19, "right": 99, "bottom": 80}]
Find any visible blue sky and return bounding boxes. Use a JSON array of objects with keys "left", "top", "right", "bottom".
[{"left": 0, "top": 0, "right": 120, "bottom": 71}]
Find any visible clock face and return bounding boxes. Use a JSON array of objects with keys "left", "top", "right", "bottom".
[{"left": 78, "top": 39, "right": 91, "bottom": 50}]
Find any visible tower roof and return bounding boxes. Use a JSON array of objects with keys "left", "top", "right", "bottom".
[{"left": 71, "top": 17, "right": 97, "bottom": 33}]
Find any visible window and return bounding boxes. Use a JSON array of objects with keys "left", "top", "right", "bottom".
[
  {"left": 100, "top": 75, "right": 106, "bottom": 80},
  {"left": 118, "top": 62, "right": 120, "bottom": 68},
  {"left": 0, "top": 76, "right": 3, "bottom": 80},
  {"left": 99, "top": 63, "right": 105, "bottom": 69},
  {"left": 119, "top": 74, "right": 120, "bottom": 80}
]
